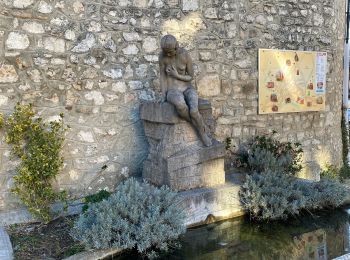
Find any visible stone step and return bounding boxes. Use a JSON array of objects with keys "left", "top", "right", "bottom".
[{"left": 0, "top": 227, "right": 13, "bottom": 260}]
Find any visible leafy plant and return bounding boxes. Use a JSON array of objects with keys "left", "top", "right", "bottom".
[
  {"left": 238, "top": 132, "right": 303, "bottom": 175},
  {"left": 71, "top": 178, "right": 186, "bottom": 259},
  {"left": 320, "top": 164, "right": 340, "bottom": 180},
  {"left": 339, "top": 165, "right": 350, "bottom": 179},
  {"left": 82, "top": 189, "right": 111, "bottom": 213},
  {"left": 240, "top": 171, "right": 305, "bottom": 221},
  {"left": 240, "top": 171, "right": 347, "bottom": 221},
  {"left": 320, "top": 164, "right": 350, "bottom": 181},
  {"left": 301, "top": 178, "right": 347, "bottom": 210},
  {"left": 5, "top": 103, "right": 67, "bottom": 222},
  {"left": 246, "top": 147, "right": 294, "bottom": 173}
]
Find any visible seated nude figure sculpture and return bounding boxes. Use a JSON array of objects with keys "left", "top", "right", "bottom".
[{"left": 159, "top": 34, "right": 212, "bottom": 146}]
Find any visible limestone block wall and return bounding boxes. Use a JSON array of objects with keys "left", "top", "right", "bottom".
[{"left": 0, "top": 0, "right": 346, "bottom": 212}]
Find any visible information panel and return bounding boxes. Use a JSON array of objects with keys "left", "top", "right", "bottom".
[{"left": 258, "top": 49, "right": 327, "bottom": 114}]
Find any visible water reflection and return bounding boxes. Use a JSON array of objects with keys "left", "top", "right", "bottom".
[{"left": 114, "top": 208, "right": 350, "bottom": 260}]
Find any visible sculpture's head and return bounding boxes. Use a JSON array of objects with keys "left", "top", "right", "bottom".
[{"left": 161, "top": 34, "right": 178, "bottom": 57}]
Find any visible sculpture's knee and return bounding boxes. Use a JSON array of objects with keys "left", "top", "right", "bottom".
[
  {"left": 176, "top": 103, "right": 190, "bottom": 121},
  {"left": 177, "top": 103, "right": 188, "bottom": 112},
  {"left": 190, "top": 109, "right": 200, "bottom": 119}
]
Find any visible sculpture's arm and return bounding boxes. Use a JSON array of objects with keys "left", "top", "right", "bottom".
[
  {"left": 173, "top": 72, "right": 192, "bottom": 82},
  {"left": 159, "top": 56, "right": 167, "bottom": 101},
  {"left": 168, "top": 52, "right": 194, "bottom": 82}
]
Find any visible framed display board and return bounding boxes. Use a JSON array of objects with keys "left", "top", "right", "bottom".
[{"left": 258, "top": 49, "right": 327, "bottom": 114}]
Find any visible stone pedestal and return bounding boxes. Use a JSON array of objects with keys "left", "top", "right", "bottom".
[{"left": 140, "top": 99, "right": 225, "bottom": 190}]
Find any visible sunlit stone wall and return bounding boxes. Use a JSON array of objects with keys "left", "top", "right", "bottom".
[{"left": 0, "top": 0, "right": 346, "bottom": 211}]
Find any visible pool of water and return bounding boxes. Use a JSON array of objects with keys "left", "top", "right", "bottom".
[{"left": 114, "top": 208, "right": 350, "bottom": 260}]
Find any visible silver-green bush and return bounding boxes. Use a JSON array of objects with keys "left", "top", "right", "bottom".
[
  {"left": 71, "top": 178, "right": 186, "bottom": 258},
  {"left": 247, "top": 147, "right": 293, "bottom": 173},
  {"left": 300, "top": 179, "right": 347, "bottom": 210},
  {"left": 238, "top": 133, "right": 303, "bottom": 175},
  {"left": 240, "top": 172, "right": 305, "bottom": 221},
  {"left": 240, "top": 171, "right": 347, "bottom": 221}
]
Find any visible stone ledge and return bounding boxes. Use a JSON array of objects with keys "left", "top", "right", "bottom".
[
  {"left": 63, "top": 248, "right": 122, "bottom": 260},
  {"left": 167, "top": 141, "right": 225, "bottom": 172},
  {"left": 0, "top": 200, "right": 84, "bottom": 226},
  {"left": 0, "top": 175, "right": 243, "bottom": 227},
  {"left": 140, "top": 99, "right": 212, "bottom": 124},
  {"left": 0, "top": 227, "right": 13, "bottom": 260},
  {"left": 180, "top": 173, "right": 244, "bottom": 227}
]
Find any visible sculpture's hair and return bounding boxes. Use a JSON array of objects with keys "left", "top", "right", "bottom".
[{"left": 160, "top": 34, "right": 178, "bottom": 49}]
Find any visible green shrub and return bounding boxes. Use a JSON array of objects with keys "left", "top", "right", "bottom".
[
  {"left": 320, "top": 164, "right": 340, "bottom": 180},
  {"left": 320, "top": 164, "right": 350, "bottom": 181},
  {"left": 239, "top": 133, "right": 303, "bottom": 175},
  {"left": 240, "top": 171, "right": 347, "bottom": 221},
  {"left": 240, "top": 172, "right": 305, "bottom": 221},
  {"left": 82, "top": 190, "right": 111, "bottom": 213},
  {"left": 247, "top": 147, "right": 294, "bottom": 173},
  {"left": 5, "top": 103, "right": 67, "bottom": 222},
  {"left": 71, "top": 178, "right": 186, "bottom": 259},
  {"left": 300, "top": 179, "right": 347, "bottom": 210},
  {"left": 340, "top": 165, "right": 350, "bottom": 179}
]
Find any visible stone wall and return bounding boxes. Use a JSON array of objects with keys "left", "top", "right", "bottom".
[{"left": 0, "top": 0, "right": 346, "bottom": 212}]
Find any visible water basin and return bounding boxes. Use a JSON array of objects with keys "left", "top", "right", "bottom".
[{"left": 112, "top": 208, "right": 350, "bottom": 260}]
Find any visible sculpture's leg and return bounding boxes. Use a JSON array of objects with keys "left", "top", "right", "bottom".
[
  {"left": 184, "top": 88, "right": 212, "bottom": 147},
  {"left": 167, "top": 89, "right": 191, "bottom": 122}
]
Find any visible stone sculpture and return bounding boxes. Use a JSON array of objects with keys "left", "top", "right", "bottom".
[
  {"left": 140, "top": 35, "right": 225, "bottom": 190},
  {"left": 159, "top": 34, "right": 212, "bottom": 146}
]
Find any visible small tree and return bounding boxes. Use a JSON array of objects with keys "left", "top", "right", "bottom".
[{"left": 5, "top": 103, "right": 67, "bottom": 222}]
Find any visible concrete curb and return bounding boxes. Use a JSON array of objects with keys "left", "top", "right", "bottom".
[
  {"left": 63, "top": 248, "right": 122, "bottom": 260},
  {"left": 0, "top": 200, "right": 84, "bottom": 226},
  {"left": 0, "top": 227, "right": 13, "bottom": 260}
]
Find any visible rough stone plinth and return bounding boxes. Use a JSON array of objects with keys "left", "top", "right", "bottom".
[{"left": 140, "top": 100, "right": 225, "bottom": 190}]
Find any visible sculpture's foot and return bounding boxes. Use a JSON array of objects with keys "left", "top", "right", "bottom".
[{"left": 200, "top": 132, "right": 212, "bottom": 147}]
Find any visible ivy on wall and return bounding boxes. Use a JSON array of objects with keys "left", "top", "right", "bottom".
[{"left": 4, "top": 103, "right": 68, "bottom": 222}]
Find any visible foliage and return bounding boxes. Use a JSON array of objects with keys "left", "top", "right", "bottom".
[
  {"left": 300, "top": 179, "right": 347, "bottom": 210},
  {"left": 238, "top": 132, "right": 303, "bottom": 175},
  {"left": 320, "top": 164, "right": 350, "bottom": 180},
  {"left": 240, "top": 171, "right": 347, "bottom": 221},
  {"left": 0, "top": 113, "right": 3, "bottom": 128},
  {"left": 339, "top": 164, "right": 350, "bottom": 179},
  {"left": 71, "top": 178, "right": 186, "bottom": 259},
  {"left": 246, "top": 147, "right": 294, "bottom": 173},
  {"left": 320, "top": 164, "right": 340, "bottom": 180},
  {"left": 82, "top": 189, "right": 111, "bottom": 213},
  {"left": 5, "top": 103, "right": 67, "bottom": 222},
  {"left": 240, "top": 172, "right": 305, "bottom": 221},
  {"left": 62, "top": 244, "right": 85, "bottom": 258}
]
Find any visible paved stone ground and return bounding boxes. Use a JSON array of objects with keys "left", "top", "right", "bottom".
[{"left": 0, "top": 227, "right": 13, "bottom": 260}]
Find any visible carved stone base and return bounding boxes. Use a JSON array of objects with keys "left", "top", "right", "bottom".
[{"left": 140, "top": 100, "right": 225, "bottom": 190}]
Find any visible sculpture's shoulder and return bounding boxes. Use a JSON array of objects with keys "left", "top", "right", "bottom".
[
  {"left": 177, "top": 47, "right": 190, "bottom": 58},
  {"left": 158, "top": 52, "right": 165, "bottom": 62}
]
